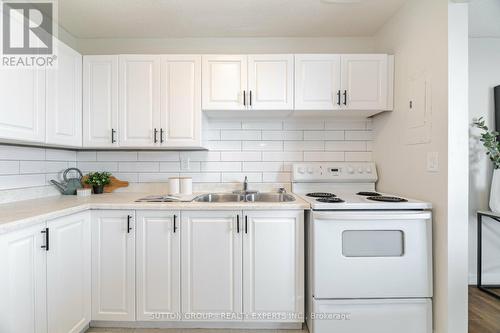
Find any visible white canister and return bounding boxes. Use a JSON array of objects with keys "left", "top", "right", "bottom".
[
  {"left": 168, "top": 177, "right": 180, "bottom": 195},
  {"left": 77, "top": 188, "right": 92, "bottom": 197},
  {"left": 180, "top": 177, "right": 193, "bottom": 195}
]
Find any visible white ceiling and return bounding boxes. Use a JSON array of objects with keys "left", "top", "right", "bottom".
[
  {"left": 469, "top": 0, "right": 500, "bottom": 37},
  {"left": 57, "top": 0, "right": 408, "bottom": 39}
]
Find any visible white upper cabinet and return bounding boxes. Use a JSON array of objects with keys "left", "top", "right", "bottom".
[
  {"left": 341, "top": 54, "right": 389, "bottom": 110},
  {"left": 243, "top": 210, "right": 304, "bottom": 321},
  {"left": 83, "top": 55, "right": 119, "bottom": 148},
  {"left": 160, "top": 56, "right": 202, "bottom": 147},
  {"left": 295, "top": 54, "right": 341, "bottom": 110},
  {"left": 0, "top": 65, "right": 46, "bottom": 143},
  {"left": 136, "top": 210, "right": 181, "bottom": 321},
  {"left": 247, "top": 55, "right": 294, "bottom": 110},
  {"left": 46, "top": 40, "right": 82, "bottom": 147},
  {"left": 91, "top": 210, "right": 136, "bottom": 321},
  {"left": 295, "top": 54, "right": 392, "bottom": 111},
  {"left": 0, "top": 223, "right": 48, "bottom": 333},
  {"left": 47, "top": 212, "right": 91, "bottom": 333},
  {"left": 202, "top": 55, "right": 293, "bottom": 111},
  {"left": 202, "top": 55, "right": 248, "bottom": 110},
  {"left": 181, "top": 211, "right": 243, "bottom": 318},
  {"left": 119, "top": 55, "right": 161, "bottom": 147},
  {"left": 85, "top": 54, "right": 202, "bottom": 148}
]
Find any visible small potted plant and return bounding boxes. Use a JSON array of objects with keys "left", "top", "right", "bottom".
[
  {"left": 84, "top": 172, "right": 111, "bottom": 194},
  {"left": 473, "top": 117, "right": 500, "bottom": 212}
]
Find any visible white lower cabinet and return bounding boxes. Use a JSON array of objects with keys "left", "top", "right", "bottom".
[
  {"left": 243, "top": 210, "right": 304, "bottom": 321},
  {"left": 181, "top": 210, "right": 304, "bottom": 323},
  {"left": 0, "top": 223, "right": 48, "bottom": 333},
  {"left": 181, "top": 211, "right": 243, "bottom": 320},
  {"left": 0, "top": 208, "right": 304, "bottom": 330},
  {"left": 47, "top": 211, "right": 91, "bottom": 333},
  {"left": 0, "top": 212, "right": 91, "bottom": 333},
  {"left": 91, "top": 210, "right": 136, "bottom": 321},
  {"left": 136, "top": 210, "right": 181, "bottom": 321}
]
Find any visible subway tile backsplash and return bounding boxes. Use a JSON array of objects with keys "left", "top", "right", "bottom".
[
  {"left": 0, "top": 146, "right": 77, "bottom": 193},
  {"left": 0, "top": 119, "right": 373, "bottom": 200}
]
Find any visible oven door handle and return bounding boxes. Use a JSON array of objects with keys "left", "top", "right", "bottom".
[{"left": 313, "top": 211, "right": 432, "bottom": 221}]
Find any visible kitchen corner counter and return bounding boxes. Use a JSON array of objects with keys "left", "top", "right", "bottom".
[{"left": 0, "top": 192, "right": 309, "bottom": 234}]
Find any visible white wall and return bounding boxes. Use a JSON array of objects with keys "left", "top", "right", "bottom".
[
  {"left": 447, "top": 5, "right": 469, "bottom": 333},
  {"left": 76, "top": 37, "right": 375, "bottom": 54},
  {"left": 469, "top": 37, "right": 500, "bottom": 284},
  {"left": 372, "top": 0, "right": 468, "bottom": 332}
]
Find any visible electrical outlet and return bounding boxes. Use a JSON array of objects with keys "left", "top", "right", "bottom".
[
  {"left": 181, "top": 157, "right": 190, "bottom": 171},
  {"left": 426, "top": 152, "right": 439, "bottom": 172}
]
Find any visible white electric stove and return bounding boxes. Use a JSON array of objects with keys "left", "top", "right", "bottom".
[{"left": 292, "top": 163, "right": 433, "bottom": 333}]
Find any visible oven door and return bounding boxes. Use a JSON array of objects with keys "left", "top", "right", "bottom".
[{"left": 312, "top": 210, "right": 432, "bottom": 299}]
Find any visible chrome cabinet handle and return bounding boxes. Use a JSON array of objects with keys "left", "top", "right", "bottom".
[
  {"left": 173, "top": 215, "right": 177, "bottom": 233},
  {"left": 160, "top": 128, "right": 164, "bottom": 143},
  {"left": 343, "top": 90, "right": 347, "bottom": 106},
  {"left": 243, "top": 91, "right": 246, "bottom": 106},
  {"left": 111, "top": 129, "right": 116, "bottom": 143},
  {"left": 249, "top": 91, "right": 252, "bottom": 107},
  {"left": 154, "top": 128, "right": 158, "bottom": 143},
  {"left": 337, "top": 90, "right": 341, "bottom": 106}
]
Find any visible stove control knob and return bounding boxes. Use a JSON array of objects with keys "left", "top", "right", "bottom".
[
  {"left": 298, "top": 167, "right": 305, "bottom": 174},
  {"left": 307, "top": 167, "right": 314, "bottom": 174},
  {"left": 358, "top": 167, "right": 364, "bottom": 174},
  {"left": 347, "top": 166, "right": 354, "bottom": 174},
  {"left": 366, "top": 166, "right": 372, "bottom": 173}
]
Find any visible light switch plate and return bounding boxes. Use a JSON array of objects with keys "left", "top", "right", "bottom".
[{"left": 427, "top": 152, "right": 439, "bottom": 172}]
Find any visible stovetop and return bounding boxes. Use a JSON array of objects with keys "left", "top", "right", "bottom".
[
  {"left": 291, "top": 162, "right": 431, "bottom": 210},
  {"left": 295, "top": 191, "right": 431, "bottom": 210}
]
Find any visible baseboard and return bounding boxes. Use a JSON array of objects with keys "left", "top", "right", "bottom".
[
  {"left": 90, "top": 320, "right": 303, "bottom": 330},
  {"left": 469, "top": 272, "right": 500, "bottom": 285},
  {"left": 79, "top": 323, "right": 90, "bottom": 333}
]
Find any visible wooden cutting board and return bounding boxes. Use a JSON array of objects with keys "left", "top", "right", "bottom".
[{"left": 82, "top": 176, "right": 129, "bottom": 193}]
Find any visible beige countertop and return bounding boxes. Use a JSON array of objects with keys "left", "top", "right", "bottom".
[{"left": 0, "top": 192, "right": 309, "bottom": 234}]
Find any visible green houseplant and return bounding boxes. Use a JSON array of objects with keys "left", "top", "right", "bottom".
[
  {"left": 473, "top": 117, "right": 500, "bottom": 212},
  {"left": 84, "top": 172, "right": 111, "bottom": 194}
]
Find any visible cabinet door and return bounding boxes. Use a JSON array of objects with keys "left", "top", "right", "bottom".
[
  {"left": 47, "top": 211, "right": 91, "bottom": 333},
  {"left": 341, "top": 54, "right": 388, "bottom": 110},
  {"left": 0, "top": 223, "right": 47, "bottom": 333},
  {"left": 202, "top": 55, "right": 247, "bottom": 110},
  {"left": 0, "top": 66, "right": 45, "bottom": 143},
  {"left": 83, "top": 55, "right": 119, "bottom": 147},
  {"left": 46, "top": 41, "right": 82, "bottom": 147},
  {"left": 119, "top": 55, "right": 160, "bottom": 147},
  {"left": 248, "top": 54, "right": 294, "bottom": 110},
  {"left": 243, "top": 210, "right": 304, "bottom": 322},
  {"left": 181, "top": 211, "right": 242, "bottom": 319},
  {"left": 91, "top": 210, "right": 135, "bottom": 321},
  {"left": 295, "top": 54, "right": 341, "bottom": 110},
  {"left": 136, "top": 210, "right": 181, "bottom": 321},
  {"left": 160, "top": 55, "right": 201, "bottom": 147}
]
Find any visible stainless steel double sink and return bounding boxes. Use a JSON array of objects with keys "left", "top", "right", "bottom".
[{"left": 193, "top": 192, "right": 295, "bottom": 203}]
